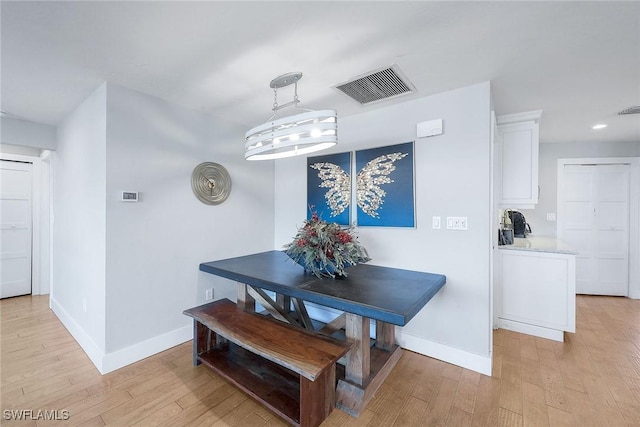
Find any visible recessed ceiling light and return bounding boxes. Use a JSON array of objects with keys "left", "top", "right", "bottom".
[{"left": 592, "top": 124, "right": 607, "bottom": 130}]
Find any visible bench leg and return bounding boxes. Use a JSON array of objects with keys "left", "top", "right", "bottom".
[
  {"left": 193, "top": 320, "right": 215, "bottom": 366},
  {"left": 300, "top": 366, "right": 336, "bottom": 427}
]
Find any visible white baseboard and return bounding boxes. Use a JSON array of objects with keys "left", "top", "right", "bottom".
[
  {"left": 395, "top": 329, "right": 493, "bottom": 376},
  {"left": 497, "top": 318, "right": 564, "bottom": 342},
  {"left": 50, "top": 297, "right": 193, "bottom": 374},
  {"left": 306, "top": 302, "right": 492, "bottom": 376},
  {"left": 51, "top": 295, "right": 492, "bottom": 376},
  {"left": 101, "top": 324, "right": 192, "bottom": 374},
  {"left": 50, "top": 296, "right": 105, "bottom": 373}
]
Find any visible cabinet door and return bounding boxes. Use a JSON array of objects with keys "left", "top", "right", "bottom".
[
  {"left": 499, "top": 251, "right": 575, "bottom": 332},
  {"left": 499, "top": 122, "right": 539, "bottom": 208}
]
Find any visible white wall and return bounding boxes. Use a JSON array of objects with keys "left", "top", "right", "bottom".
[
  {"left": 274, "top": 82, "right": 493, "bottom": 374},
  {"left": 52, "top": 83, "right": 108, "bottom": 366},
  {"left": 1, "top": 116, "right": 56, "bottom": 150},
  {"left": 523, "top": 141, "right": 640, "bottom": 237},
  {"left": 103, "top": 84, "right": 275, "bottom": 361},
  {"left": 38, "top": 152, "right": 52, "bottom": 295},
  {"left": 51, "top": 82, "right": 275, "bottom": 373}
]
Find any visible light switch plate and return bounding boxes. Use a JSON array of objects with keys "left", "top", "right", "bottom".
[{"left": 432, "top": 216, "right": 441, "bottom": 229}]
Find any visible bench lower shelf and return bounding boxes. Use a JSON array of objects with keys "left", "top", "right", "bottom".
[
  {"left": 198, "top": 342, "right": 301, "bottom": 425},
  {"left": 198, "top": 340, "right": 336, "bottom": 427}
]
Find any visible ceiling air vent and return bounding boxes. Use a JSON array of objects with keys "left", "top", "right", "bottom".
[
  {"left": 335, "top": 65, "right": 416, "bottom": 105},
  {"left": 618, "top": 105, "right": 640, "bottom": 115}
]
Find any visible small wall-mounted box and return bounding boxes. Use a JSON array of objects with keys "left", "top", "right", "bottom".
[
  {"left": 121, "top": 191, "right": 139, "bottom": 202},
  {"left": 417, "top": 119, "right": 443, "bottom": 138}
]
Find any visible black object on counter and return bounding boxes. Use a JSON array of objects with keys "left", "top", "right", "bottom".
[
  {"left": 508, "top": 210, "right": 531, "bottom": 237},
  {"left": 499, "top": 229, "right": 514, "bottom": 245}
]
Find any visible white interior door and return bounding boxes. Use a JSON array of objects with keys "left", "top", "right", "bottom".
[
  {"left": 0, "top": 160, "right": 33, "bottom": 298},
  {"left": 561, "top": 164, "right": 630, "bottom": 296}
]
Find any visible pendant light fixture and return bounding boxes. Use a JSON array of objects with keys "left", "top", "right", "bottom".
[{"left": 244, "top": 72, "right": 337, "bottom": 161}]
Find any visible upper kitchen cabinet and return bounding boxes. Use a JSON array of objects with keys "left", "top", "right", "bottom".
[{"left": 497, "top": 110, "right": 542, "bottom": 209}]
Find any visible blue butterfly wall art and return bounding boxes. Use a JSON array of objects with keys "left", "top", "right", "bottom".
[{"left": 307, "top": 142, "right": 415, "bottom": 227}]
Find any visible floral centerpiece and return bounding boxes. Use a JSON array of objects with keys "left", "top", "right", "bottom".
[{"left": 284, "top": 212, "right": 371, "bottom": 278}]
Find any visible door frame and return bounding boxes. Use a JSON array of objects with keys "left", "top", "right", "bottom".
[
  {"left": 557, "top": 157, "right": 640, "bottom": 299},
  {"left": 0, "top": 151, "right": 51, "bottom": 295}
]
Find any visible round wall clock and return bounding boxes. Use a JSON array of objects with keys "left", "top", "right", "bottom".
[{"left": 191, "top": 162, "right": 232, "bottom": 205}]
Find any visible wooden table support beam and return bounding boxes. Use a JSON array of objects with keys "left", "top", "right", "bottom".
[
  {"left": 247, "top": 286, "right": 299, "bottom": 326},
  {"left": 277, "top": 294, "right": 291, "bottom": 313},
  {"left": 318, "top": 313, "right": 346, "bottom": 336},
  {"left": 292, "top": 298, "right": 314, "bottom": 330}
]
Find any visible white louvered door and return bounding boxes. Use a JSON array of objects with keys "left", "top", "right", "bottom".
[
  {"left": 560, "top": 164, "right": 630, "bottom": 296},
  {"left": 0, "top": 160, "right": 33, "bottom": 298}
]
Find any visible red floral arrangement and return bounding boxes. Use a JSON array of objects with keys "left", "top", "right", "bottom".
[{"left": 284, "top": 212, "right": 370, "bottom": 278}]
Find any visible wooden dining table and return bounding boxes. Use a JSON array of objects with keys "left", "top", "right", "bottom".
[{"left": 199, "top": 250, "right": 446, "bottom": 416}]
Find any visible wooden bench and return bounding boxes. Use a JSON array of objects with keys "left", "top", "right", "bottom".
[{"left": 183, "top": 298, "right": 352, "bottom": 427}]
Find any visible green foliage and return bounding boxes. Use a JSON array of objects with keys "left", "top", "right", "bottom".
[{"left": 284, "top": 212, "right": 370, "bottom": 278}]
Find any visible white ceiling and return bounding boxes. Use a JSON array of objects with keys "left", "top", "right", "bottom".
[{"left": 1, "top": 1, "right": 638, "bottom": 144}]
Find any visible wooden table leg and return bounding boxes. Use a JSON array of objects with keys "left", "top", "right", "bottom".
[
  {"left": 375, "top": 320, "right": 395, "bottom": 351},
  {"left": 344, "top": 313, "right": 370, "bottom": 385},
  {"left": 336, "top": 316, "right": 402, "bottom": 417},
  {"left": 237, "top": 282, "right": 255, "bottom": 311}
]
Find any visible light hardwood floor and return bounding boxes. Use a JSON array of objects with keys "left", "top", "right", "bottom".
[{"left": 1, "top": 295, "right": 639, "bottom": 426}]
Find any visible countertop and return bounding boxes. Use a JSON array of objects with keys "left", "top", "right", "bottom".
[{"left": 498, "top": 236, "right": 577, "bottom": 255}]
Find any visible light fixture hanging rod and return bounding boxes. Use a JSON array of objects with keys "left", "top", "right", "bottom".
[{"left": 273, "top": 100, "right": 298, "bottom": 112}]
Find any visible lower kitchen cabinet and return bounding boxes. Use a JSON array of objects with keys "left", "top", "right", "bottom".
[{"left": 497, "top": 244, "right": 576, "bottom": 342}]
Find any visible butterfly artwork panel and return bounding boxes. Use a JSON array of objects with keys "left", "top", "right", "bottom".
[
  {"left": 307, "top": 151, "right": 352, "bottom": 225},
  {"left": 355, "top": 142, "right": 415, "bottom": 227}
]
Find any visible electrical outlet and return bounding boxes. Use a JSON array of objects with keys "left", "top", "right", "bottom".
[
  {"left": 446, "top": 216, "right": 468, "bottom": 230},
  {"left": 82, "top": 298, "right": 87, "bottom": 313},
  {"left": 205, "top": 288, "right": 214, "bottom": 301},
  {"left": 546, "top": 213, "right": 556, "bottom": 221}
]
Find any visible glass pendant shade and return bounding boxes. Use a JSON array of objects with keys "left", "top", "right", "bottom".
[{"left": 244, "top": 72, "right": 337, "bottom": 161}]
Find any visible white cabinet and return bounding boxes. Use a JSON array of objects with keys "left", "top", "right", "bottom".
[
  {"left": 497, "top": 247, "right": 575, "bottom": 342},
  {"left": 497, "top": 110, "right": 542, "bottom": 209}
]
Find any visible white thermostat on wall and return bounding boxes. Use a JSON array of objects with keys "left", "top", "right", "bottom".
[
  {"left": 121, "top": 191, "right": 139, "bottom": 202},
  {"left": 417, "top": 119, "right": 443, "bottom": 138}
]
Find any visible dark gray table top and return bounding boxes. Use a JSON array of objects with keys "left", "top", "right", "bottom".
[{"left": 199, "top": 250, "right": 446, "bottom": 326}]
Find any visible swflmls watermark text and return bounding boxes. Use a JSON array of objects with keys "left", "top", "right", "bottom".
[{"left": 3, "top": 409, "right": 70, "bottom": 421}]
